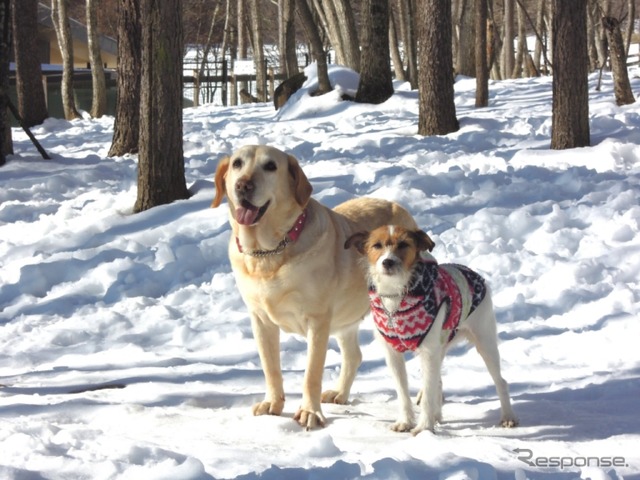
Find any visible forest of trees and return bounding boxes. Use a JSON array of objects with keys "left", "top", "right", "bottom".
[{"left": 1, "top": 0, "right": 638, "bottom": 209}]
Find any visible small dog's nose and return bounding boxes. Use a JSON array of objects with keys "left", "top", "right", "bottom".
[
  {"left": 382, "top": 258, "right": 396, "bottom": 270},
  {"left": 235, "top": 178, "right": 254, "bottom": 194}
]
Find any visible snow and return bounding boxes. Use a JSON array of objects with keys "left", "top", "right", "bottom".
[{"left": 1, "top": 63, "right": 640, "bottom": 479}]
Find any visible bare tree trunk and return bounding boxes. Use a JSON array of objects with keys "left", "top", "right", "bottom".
[
  {"left": 51, "top": 0, "right": 80, "bottom": 120},
  {"left": 624, "top": 0, "right": 634, "bottom": 56},
  {"left": 602, "top": 16, "right": 635, "bottom": 106},
  {"left": 513, "top": 0, "right": 526, "bottom": 77},
  {"left": 317, "top": 0, "right": 359, "bottom": 70},
  {"left": 389, "top": 6, "right": 406, "bottom": 81},
  {"left": 237, "top": 0, "right": 248, "bottom": 94},
  {"left": 135, "top": 0, "right": 189, "bottom": 213},
  {"left": 502, "top": 0, "right": 515, "bottom": 78},
  {"left": 398, "top": 0, "right": 418, "bottom": 88},
  {"left": 314, "top": 0, "right": 343, "bottom": 65},
  {"left": 458, "top": 0, "right": 476, "bottom": 76},
  {"left": 551, "top": 0, "right": 590, "bottom": 149},
  {"left": 279, "top": 0, "right": 298, "bottom": 77},
  {"left": 1, "top": 0, "right": 11, "bottom": 164},
  {"left": 588, "top": 0, "right": 606, "bottom": 69},
  {"left": 532, "top": 0, "right": 546, "bottom": 73},
  {"left": 221, "top": 0, "right": 237, "bottom": 105},
  {"left": 475, "top": 0, "right": 488, "bottom": 106},
  {"left": 488, "top": 17, "right": 501, "bottom": 79},
  {"left": 296, "top": 0, "right": 331, "bottom": 93},
  {"left": 109, "top": 0, "right": 141, "bottom": 157},
  {"left": 248, "top": 0, "right": 266, "bottom": 101},
  {"left": 194, "top": 2, "right": 221, "bottom": 106},
  {"left": 356, "top": 0, "right": 393, "bottom": 103},
  {"left": 86, "top": 0, "right": 107, "bottom": 118},
  {"left": 418, "top": 0, "right": 459, "bottom": 135},
  {"left": 11, "top": 0, "right": 48, "bottom": 127}
]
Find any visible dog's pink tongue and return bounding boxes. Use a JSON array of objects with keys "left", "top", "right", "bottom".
[{"left": 235, "top": 205, "right": 260, "bottom": 225}]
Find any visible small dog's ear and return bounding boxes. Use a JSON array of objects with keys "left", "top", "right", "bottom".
[
  {"left": 344, "top": 231, "right": 369, "bottom": 254},
  {"left": 412, "top": 230, "right": 436, "bottom": 252},
  {"left": 212, "top": 156, "right": 230, "bottom": 208},
  {"left": 287, "top": 154, "right": 313, "bottom": 208}
]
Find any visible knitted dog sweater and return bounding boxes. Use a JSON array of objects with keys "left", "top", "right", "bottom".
[{"left": 369, "top": 259, "right": 487, "bottom": 353}]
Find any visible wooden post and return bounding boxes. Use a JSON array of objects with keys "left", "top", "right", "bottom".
[
  {"left": 263, "top": 59, "right": 268, "bottom": 101},
  {"left": 222, "top": 59, "right": 228, "bottom": 106},
  {"left": 269, "top": 67, "right": 275, "bottom": 101},
  {"left": 42, "top": 75, "right": 49, "bottom": 110},
  {"left": 193, "top": 69, "right": 200, "bottom": 107},
  {"left": 230, "top": 73, "right": 237, "bottom": 106}
]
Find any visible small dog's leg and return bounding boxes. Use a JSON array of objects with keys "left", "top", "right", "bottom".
[
  {"left": 413, "top": 349, "right": 443, "bottom": 434},
  {"left": 378, "top": 333, "right": 415, "bottom": 432},
  {"left": 469, "top": 299, "right": 519, "bottom": 427},
  {"left": 321, "top": 323, "right": 362, "bottom": 404},
  {"left": 415, "top": 378, "right": 443, "bottom": 422}
]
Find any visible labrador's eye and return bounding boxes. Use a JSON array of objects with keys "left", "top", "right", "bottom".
[
  {"left": 232, "top": 158, "right": 243, "bottom": 169},
  {"left": 264, "top": 160, "right": 277, "bottom": 172}
]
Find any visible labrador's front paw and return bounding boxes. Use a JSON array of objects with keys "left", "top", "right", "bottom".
[
  {"left": 294, "top": 407, "right": 327, "bottom": 430},
  {"left": 252, "top": 398, "right": 284, "bottom": 416},
  {"left": 321, "top": 389, "right": 348, "bottom": 404}
]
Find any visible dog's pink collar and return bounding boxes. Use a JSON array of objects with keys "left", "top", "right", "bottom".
[{"left": 236, "top": 209, "right": 308, "bottom": 257}]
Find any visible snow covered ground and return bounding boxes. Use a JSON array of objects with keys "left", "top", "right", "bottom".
[{"left": 1, "top": 65, "right": 639, "bottom": 480}]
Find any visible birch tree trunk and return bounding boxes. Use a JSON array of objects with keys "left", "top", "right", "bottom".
[
  {"left": 248, "top": 0, "right": 266, "bottom": 101},
  {"left": 502, "top": 0, "right": 515, "bottom": 78},
  {"left": 532, "top": 0, "right": 547, "bottom": 73},
  {"left": 221, "top": 0, "right": 237, "bottom": 105},
  {"left": 317, "top": 0, "right": 359, "bottom": 71},
  {"left": 51, "top": 0, "right": 80, "bottom": 120},
  {"left": 296, "top": 0, "right": 331, "bottom": 93},
  {"left": 389, "top": 6, "right": 406, "bottom": 81},
  {"left": 279, "top": 0, "right": 298, "bottom": 78},
  {"left": 86, "top": 0, "right": 107, "bottom": 118},
  {"left": 398, "top": 0, "right": 418, "bottom": 88}
]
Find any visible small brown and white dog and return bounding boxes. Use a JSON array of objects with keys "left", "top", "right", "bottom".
[{"left": 345, "top": 225, "right": 518, "bottom": 435}]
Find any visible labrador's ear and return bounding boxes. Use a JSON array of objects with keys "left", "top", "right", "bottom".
[
  {"left": 211, "top": 156, "right": 230, "bottom": 208},
  {"left": 411, "top": 229, "right": 436, "bottom": 252},
  {"left": 287, "top": 154, "right": 313, "bottom": 208},
  {"left": 344, "top": 231, "right": 370, "bottom": 255}
]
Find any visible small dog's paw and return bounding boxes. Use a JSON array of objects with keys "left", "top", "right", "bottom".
[
  {"left": 500, "top": 416, "right": 519, "bottom": 428},
  {"left": 391, "top": 421, "right": 414, "bottom": 433},
  {"left": 410, "top": 423, "right": 436, "bottom": 436},
  {"left": 294, "top": 408, "right": 327, "bottom": 430},
  {"left": 321, "top": 389, "right": 348, "bottom": 405},
  {"left": 252, "top": 400, "right": 284, "bottom": 416}
]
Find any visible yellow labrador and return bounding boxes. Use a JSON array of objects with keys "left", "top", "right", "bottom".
[{"left": 212, "top": 145, "right": 417, "bottom": 429}]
